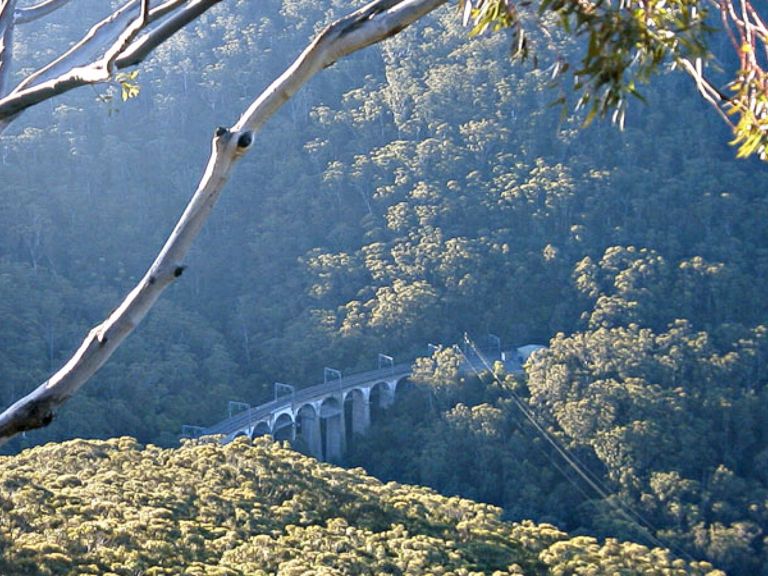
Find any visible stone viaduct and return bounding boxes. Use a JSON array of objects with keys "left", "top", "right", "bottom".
[{"left": 187, "top": 344, "right": 539, "bottom": 462}]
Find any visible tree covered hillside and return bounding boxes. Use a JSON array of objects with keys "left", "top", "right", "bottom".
[
  {"left": 0, "top": 0, "right": 766, "bottom": 573},
  {"left": 2, "top": 0, "right": 766, "bottom": 449},
  {"left": 346, "top": 319, "right": 768, "bottom": 574},
  {"left": 0, "top": 436, "right": 724, "bottom": 575}
]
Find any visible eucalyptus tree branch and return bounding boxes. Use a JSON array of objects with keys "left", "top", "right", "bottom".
[
  {"left": 116, "top": 0, "right": 226, "bottom": 68},
  {"left": 0, "top": 0, "right": 220, "bottom": 127},
  {"left": 14, "top": 0, "right": 73, "bottom": 24},
  {"left": 2, "top": 0, "right": 74, "bottom": 101},
  {"left": 667, "top": 0, "right": 768, "bottom": 157},
  {"left": 0, "top": 0, "right": 449, "bottom": 444},
  {"left": 676, "top": 58, "right": 732, "bottom": 125},
  {"left": 0, "top": 0, "right": 16, "bottom": 27},
  {"left": 710, "top": 0, "right": 768, "bottom": 157},
  {"left": 9, "top": 0, "right": 142, "bottom": 95},
  {"left": 0, "top": 4, "right": 14, "bottom": 97},
  {"left": 101, "top": 0, "right": 150, "bottom": 71}
]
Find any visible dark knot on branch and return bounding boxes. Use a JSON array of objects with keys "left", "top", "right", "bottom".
[{"left": 237, "top": 131, "right": 253, "bottom": 149}]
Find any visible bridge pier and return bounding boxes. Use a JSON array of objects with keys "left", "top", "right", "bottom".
[
  {"left": 346, "top": 389, "right": 371, "bottom": 437},
  {"left": 307, "top": 416, "right": 322, "bottom": 459},
  {"left": 297, "top": 404, "right": 322, "bottom": 460},
  {"left": 324, "top": 412, "right": 345, "bottom": 462},
  {"left": 320, "top": 397, "right": 346, "bottom": 463}
]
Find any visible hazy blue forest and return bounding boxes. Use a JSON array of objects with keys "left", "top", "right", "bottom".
[{"left": 1, "top": 0, "right": 767, "bottom": 573}]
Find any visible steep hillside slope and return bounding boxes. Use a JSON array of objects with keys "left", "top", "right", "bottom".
[{"left": 0, "top": 437, "right": 722, "bottom": 575}]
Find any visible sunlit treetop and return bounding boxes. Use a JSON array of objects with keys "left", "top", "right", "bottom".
[{"left": 462, "top": 0, "right": 768, "bottom": 159}]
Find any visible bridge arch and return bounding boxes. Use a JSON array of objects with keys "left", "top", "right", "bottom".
[
  {"left": 251, "top": 421, "right": 271, "bottom": 439},
  {"left": 369, "top": 381, "right": 395, "bottom": 424},
  {"left": 273, "top": 413, "right": 295, "bottom": 442},
  {"left": 394, "top": 374, "right": 411, "bottom": 395},
  {"left": 319, "top": 396, "right": 342, "bottom": 417}
]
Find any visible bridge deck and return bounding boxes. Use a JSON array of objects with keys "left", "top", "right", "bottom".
[
  {"left": 198, "top": 348, "right": 518, "bottom": 439},
  {"left": 201, "top": 363, "right": 412, "bottom": 437}
]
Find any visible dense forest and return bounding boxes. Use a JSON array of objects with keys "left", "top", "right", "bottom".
[
  {"left": 1, "top": 0, "right": 767, "bottom": 573},
  {"left": 0, "top": 436, "right": 726, "bottom": 574}
]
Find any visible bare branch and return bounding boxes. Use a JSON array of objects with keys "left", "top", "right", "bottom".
[
  {"left": 101, "top": 0, "right": 154, "bottom": 72},
  {"left": 0, "top": 0, "right": 448, "bottom": 444},
  {"left": 116, "top": 0, "right": 225, "bottom": 69},
  {"left": 0, "top": 2, "right": 15, "bottom": 97},
  {"left": 234, "top": 0, "right": 446, "bottom": 134},
  {"left": 13, "top": 0, "right": 71, "bottom": 24},
  {"left": 146, "top": 0, "right": 189, "bottom": 22},
  {"left": 9, "top": 0, "right": 141, "bottom": 96},
  {"left": 678, "top": 58, "right": 733, "bottom": 125},
  {"left": 0, "top": 0, "right": 16, "bottom": 26},
  {"left": 0, "top": 0, "right": 219, "bottom": 127}
]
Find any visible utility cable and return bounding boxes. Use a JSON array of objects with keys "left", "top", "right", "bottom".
[{"left": 456, "top": 334, "right": 695, "bottom": 561}]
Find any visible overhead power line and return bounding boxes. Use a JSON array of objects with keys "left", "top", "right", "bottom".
[{"left": 458, "top": 333, "right": 694, "bottom": 562}]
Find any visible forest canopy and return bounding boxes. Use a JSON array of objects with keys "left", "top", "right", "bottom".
[
  {"left": 0, "top": 436, "right": 727, "bottom": 575},
  {"left": 0, "top": 0, "right": 766, "bottom": 440},
  {"left": 0, "top": 0, "right": 766, "bottom": 573}
]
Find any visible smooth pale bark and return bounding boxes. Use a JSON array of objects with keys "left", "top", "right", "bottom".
[
  {"left": 14, "top": 0, "right": 74, "bottom": 24},
  {"left": 12, "top": 0, "right": 180, "bottom": 94},
  {"left": 0, "top": 0, "right": 449, "bottom": 444},
  {"left": 116, "top": 0, "right": 225, "bottom": 69},
  {"left": 0, "top": 0, "right": 221, "bottom": 127},
  {"left": 0, "top": 0, "right": 18, "bottom": 97}
]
